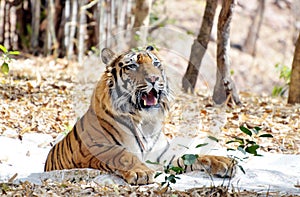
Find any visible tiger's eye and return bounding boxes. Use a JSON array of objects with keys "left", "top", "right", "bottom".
[
  {"left": 126, "top": 64, "right": 137, "bottom": 70},
  {"left": 118, "top": 62, "right": 124, "bottom": 67},
  {"left": 153, "top": 61, "right": 161, "bottom": 67}
]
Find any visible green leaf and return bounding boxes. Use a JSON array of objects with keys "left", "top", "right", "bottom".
[
  {"left": 259, "top": 134, "right": 273, "bottom": 138},
  {"left": 226, "top": 140, "right": 236, "bottom": 144},
  {"left": 1, "top": 62, "right": 9, "bottom": 75},
  {"left": 245, "top": 144, "right": 259, "bottom": 155},
  {"left": 167, "top": 174, "right": 180, "bottom": 184},
  {"left": 195, "top": 143, "right": 208, "bottom": 148},
  {"left": 182, "top": 154, "right": 198, "bottom": 165},
  {"left": 169, "top": 166, "right": 184, "bottom": 174},
  {"left": 233, "top": 137, "right": 245, "bottom": 145},
  {"left": 146, "top": 160, "right": 160, "bottom": 165},
  {"left": 238, "top": 165, "right": 246, "bottom": 174},
  {"left": 245, "top": 139, "right": 257, "bottom": 145},
  {"left": 208, "top": 136, "right": 219, "bottom": 142},
  {"left": 226, "top": 139, "right": 244, "bottom": 145},
  {"left": 8, "top": 50, "right": 20, "bottom": 55},
  {"left": 0, "top": 44, "right": 7, "bottom": 53},
  {"left": 254, "top": 126, "right": 262, "bottom": 132},
  {"left": 233, "top": 136, "right": 244, "bottom": 141},
  {"left": 239, "top": 126, "right": 252, "bottom": 136},
  {"left": 154, "top": 172, "right": 162, "bottom": 178},
  {"left": 272, "top": 86, "right": 283, "bottom": 97}
]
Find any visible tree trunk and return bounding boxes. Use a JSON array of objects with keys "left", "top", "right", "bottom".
[
  {"left": 67, "top": 0, "right": 78, "bottom": 60},
  {"left": 30, "top": 0, "right": 40, "bottom": 53},
  {"left": 78, "top": 0, "right": 87, "bottom": 64},
  {"left": 64, "top": 0, "right": 71, "bottom": 54},
  {"left": 0, "top": 1, "right": 4, "bottom": 44},
  {"left": 288, "top": 32, "right": 300, "bottom": 104},
  {"left": 213, "top": 0, "right": 241, "bottom": 106},
  {"left": 130, "top": 0, "right": 152, "bottom": 48},
  {"left": 46, "top": 0, "right": 58, "bottom": 56},
  {"left": 182, "top": 0, "right": 218, "bottom": 93},
  {"left": 243, "top": 0, "right": 265, "bottom": 56}
]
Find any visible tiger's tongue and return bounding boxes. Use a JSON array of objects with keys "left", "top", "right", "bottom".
[{"left": 142, "top": 91, "right": 157, "bottom": 106}]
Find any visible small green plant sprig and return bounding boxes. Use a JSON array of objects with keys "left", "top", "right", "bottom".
[
  {"left": 146, "top": 143, "right": 208, "bottom": 188},
  {"left": 272, "top": 63, "right": 291, "bottom": 96},
  {"left": 0, "top": 44, "right": 20, "bottom": 75},
  {"left": 226, "top": 124, "right": 273, "bottom": 173},
  {"left": 146, "top": 159, "right": 183, "bottom": 188}
]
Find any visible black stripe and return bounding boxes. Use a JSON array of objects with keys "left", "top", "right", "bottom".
[
  {"left": 113, "top": 148, "right": 125, "bottom": 167},
  {"left": 52, "top": 145, "right": 60, "bottom": 170},
  {"left": 146, "top": 173, "right": 150, "bottom": 184},
  {"left": 100, "top": 121, "right": 122, "bottom": 145},
  {"left": 104, "top": 162, "right": 113, "bottom": 172},
  {"left": 73, "top": 121, "right": 81, "bottom": 141},
  {"left": 56, "top": 141, "right": 65, "bottom": 170},
  {"left": 76, "top": 120, "right": 88, "bottom": 159},
  {"left": 176, "top": 157, "right": 181, "bottom": 168},
  {"left": 89, "top": 121, "right": 111, "bottom": 144},
  {"left": 110, "top": 68, "right": 123, "bottom": 98},
  {"left": 157, "top": 142, "right": 170, "bottom": 163},
  {"left": 86, "top": 109, "right": 122, "bottom": 145},
  {"left": 65, "top": 135, "right": 77, "bottom": 168},
  {"left": 104, "top": 109, "right": 133, "bottom": 131},
  {"left": 50, "top": 145, "right": 58, "bottom": 170},
  {"left": 92, "top": 144, "right": 113, "bottom": 157},
  {"left": 148, "top": 132, "right": 162, "bottom": 152},
  {"left": 66, "top": 131, "right": 74, "bottom": 154},
  {"left": 46, "top": 148, "right": 54, "bottom": 171},
  {"left": 98, "top": 115, "right": 121, "bottom": 136},
  {"left": 111, "top": 68, "right": 117, "bottom": 82},
  {"left": 133, "top": 131, "right": 144, "bottom": 154},
  {"left": 60, "top": 136, "right": 72, "bottom": 167}
]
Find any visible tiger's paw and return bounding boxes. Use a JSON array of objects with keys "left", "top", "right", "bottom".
[
  {"left": 197, "top": 155, "right": 236, "bottom": 178},
  {"left": 121, "top": 168, "right": 155, "bottom": 185}
]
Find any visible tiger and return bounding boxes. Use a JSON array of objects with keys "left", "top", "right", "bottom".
[{"left": 44, "top": 46, "right": 236, "bottom": 185}]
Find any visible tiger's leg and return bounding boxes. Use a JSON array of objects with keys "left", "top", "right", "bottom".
[
  {"left": 45, "top": 139, "right": 155, "bottom": 184},
  {"left": 83, "top": 144, "right": 156, "bottom": 185},
  {"left": 173, "top": 155, "right": 236, "bottom": 178}
]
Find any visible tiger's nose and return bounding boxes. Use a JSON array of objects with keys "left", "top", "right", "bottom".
[{"left": 146, "top": 75, "right": 159, "bottom": 84}]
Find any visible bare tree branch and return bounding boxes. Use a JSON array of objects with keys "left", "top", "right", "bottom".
[
  {"left": 243, "top": 0, "right": 265, "bottom": 56},
  {"left": 288, "top": 31, "right": 300, "bottom": 104},
  {"left": 182, "top": 0, "right": 218, "bottom": 93},
  {"left": 213, "top": 0, "right": 241, "bottom": 106}
]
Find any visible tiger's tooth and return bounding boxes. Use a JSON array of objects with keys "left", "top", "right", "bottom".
[
  {"left": 144, "top": 100, "right": 147, "bottom": 106},
  {"left": 154, "top": 99, "right": 157, "bottom": 105}
]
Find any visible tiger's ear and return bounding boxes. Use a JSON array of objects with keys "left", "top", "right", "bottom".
[{"left": 101, "top": 48, "right": 115, "bottom": 64}]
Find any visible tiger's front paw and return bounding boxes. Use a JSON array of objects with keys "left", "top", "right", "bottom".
[
  {"left": 122, "top": 168, "right": 155, "bottom": 185},
  {"left": 197, "top": 155, "right": 236, "bottom": 178}
]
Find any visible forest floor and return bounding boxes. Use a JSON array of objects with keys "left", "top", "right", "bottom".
[{"left": 0, "top": 0, "right": 300, "bottom": 196}]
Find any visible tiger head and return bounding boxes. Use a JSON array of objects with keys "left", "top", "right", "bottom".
[{"left": 99, "top": 46, "right": 171, "bottom": 117}]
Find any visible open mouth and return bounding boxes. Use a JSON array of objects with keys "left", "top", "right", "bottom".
[{"left": 140, "top": 88, "right": 159, "bottom": 108}]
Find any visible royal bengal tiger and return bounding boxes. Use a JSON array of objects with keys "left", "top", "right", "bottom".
[{"left": 44, "top": 46, "right": 236, "bottom": 185}]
